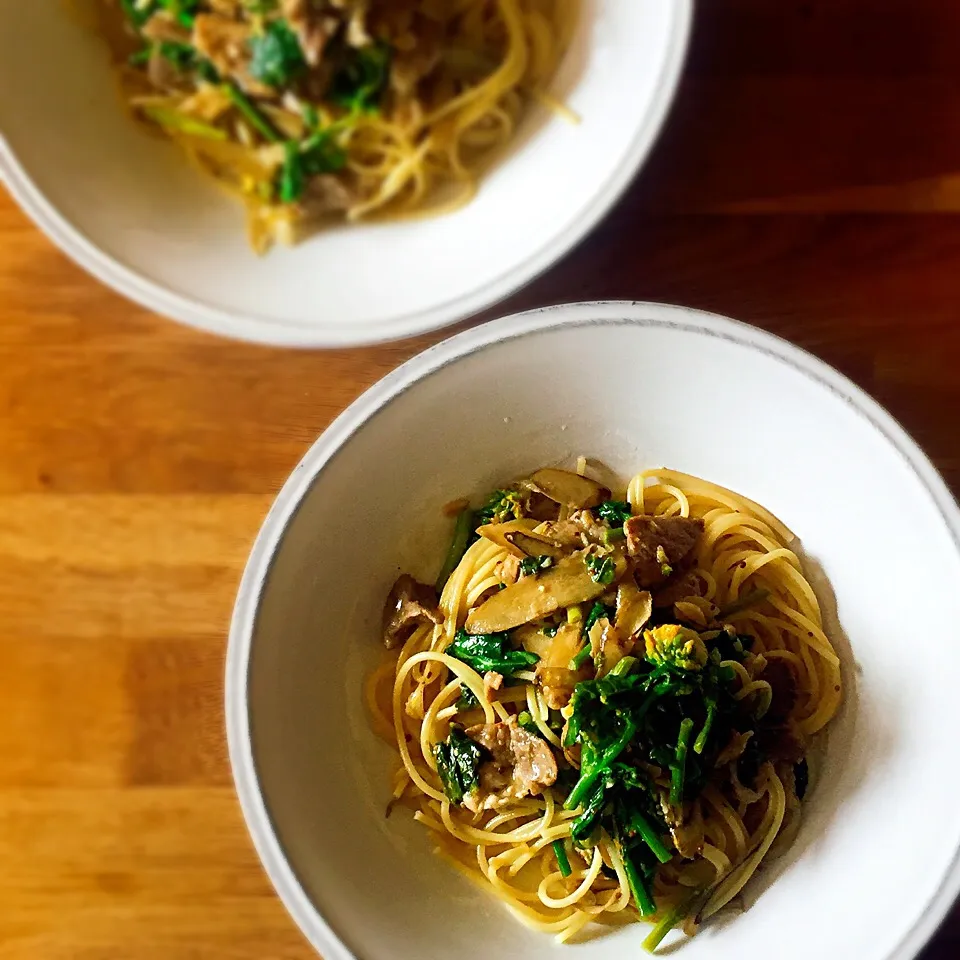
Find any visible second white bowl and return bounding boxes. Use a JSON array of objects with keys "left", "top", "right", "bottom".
[{"left": 0, "top": 3, "right": 691, "bottom": 346}]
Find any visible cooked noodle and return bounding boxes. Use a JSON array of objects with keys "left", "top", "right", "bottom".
[
  {"left": 369, "top": 465, "right": 842, "bottom": 950},
  {"left": 96, "top": 0, "right": 578, "bottom": 252}
]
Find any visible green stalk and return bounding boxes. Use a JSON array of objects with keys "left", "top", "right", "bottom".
[
  {"left": 642, "top": 891, "right": 699, "bottom": 954},
  {"left": 564, "top": 718, "right": 636, "bottom": 810},
  {"left": 629, "top": 811, "right": 673, "bottom": 864},
  {"left": 669, "top": 718, "right": 694, "bottom": 806},
  {"left": 224, "top": 82, "right": 281, "bottom": 142},
  {"left": 141, "top": 105, "right": 227, "bottom": 140},
  {"left": 552, "top": 840, "right": 572, "bottom": 878},
  {"left": 569, "top": 643, "right": 592, "bottom": 671},
  {"left": 693, "top": 699, "right": 716, "bottom": 755},
  {"left": 608, "top": 655, "right": 636, "bottom": 678},
  {"left": 623, "top": 848, "right": 657, "bottom": 917},
  {"left": 435, "top": 508, "right": 474, "bottom": 592}
]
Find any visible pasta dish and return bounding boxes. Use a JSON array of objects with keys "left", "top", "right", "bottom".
[
  {"left": 99, "top": 0, "right": 578, "bottom": 252},
  {"left": 367, "top": 463, "right": 842, "bottom": 951}
]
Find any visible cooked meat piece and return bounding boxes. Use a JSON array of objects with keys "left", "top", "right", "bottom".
[
  {"left": 537, "top": 512, "right": 609, "bottom": 551},
  {"left": 301, "top": 174, "right": 354, "bottom": 217},
  {"left": 626, "top": 515, "right": 704, "bottom": 588},
  {"left": 495, "top": 554, "right": 521, "bottom": 585},
  {"left": 463, "top": 718, "right": 558, "bottom": 812},
  {"left": 192, "top": 14, "right": 273, "bottom": 97},
  {"left": 760, "top": 658, "right": 799, "bottom": 725},
  {"left": 381, "top": 574, "right": 442, "bottom": 649},
  {"left": 570, "top": 509, "right": 610, "bottom": 544},
  {"left": 483, "top": 670, "right": 503, "bottom": 700},
  {"left": 652, "top": 570, "right": 704, "bottom": 608}
]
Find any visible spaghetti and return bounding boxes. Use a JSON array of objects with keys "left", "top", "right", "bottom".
[
  {"left": 98, "top": 0, "right": 578, "bottom": 252},
  {"left": 368, "top": 464, "right": 842, "bottom": 951}
]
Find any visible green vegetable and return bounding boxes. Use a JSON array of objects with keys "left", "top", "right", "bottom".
[
  {"left": 642, "top": 892, "right": 698, "bottom": 953},
  {"left": 129, "top": 40, "right": 197, "bottom": 70},
  {"left": 475, "top": 489, "right": 523, "bottom": 526},
  {"left": 519, "top": 555, "right": 554, "bottom": 577},
  {"left": 569, "top": 644, "right": 592, "bottom": 671},
  {"left": 141, "top": 105, "right": 227, "bottom": 140},
  {"left": 669, "top": 718, "right": 694, "bottom": 806},
  {"left": 644, "top": 625, "right": 708, "bottom": 673},
  {"left": 447, "top": 629, "right": 539, "bottom": 677},
  {"left": 119, "top": 0, "right": 154, "bottom": 28},
  {"left": 436, "top": 508, "right": 474, "bottom": 591},
  {"left": 249, "top": 19, "right": 306, "bottom": 88},
  {"left": 583, "top": 600, "right": 614, "bottom": 635},
  {"left": 328, "top": 42, "right": 391, "bottom": 113},
  {"left": 693, "top": 699, "right": 716, "bottom": 755},
  {"left": 517, "top": 710, "right": 539, "bottom": 734},
  {"left": 597, "top": 500, "right": 632, "bottom": 526},
  {"left": 224, "top": 82, "right": 281, "bottom": 142},
  {"left": 709, "top": 628, "right": 753, "bottom": 663},
  {"left": 160, "top": 0, "right": 200, "bottom": 27},
  {"left": 607, "top": 656, "right": 636, "bottom": 679},
  {"left": 569, "top": 774, "right": 609, "bottom": 846},
  {"left": 543, "top": 624, "right": 559, "bottom": 638},
  {"left": 584, "top": 554, "right": 615, "bottom": 585},
  {"left": 614, "top": 799, "right": 672, "bottom": 864},
  {"left": 301, "top": 101, "right": 320, "bottom": 130},
  {"left": 457, "top": 684, "right": 479, "bottom": 711},
  {"left": 622, "top": 847, "right": 657, "bottom": 917},
  {"left": 122, "top": 0, "right": 198, "bottom": 29},
  {"left": 558, "top": 614, "right": 751, "bottom": 877},
  {"left": 565, "top": 716, "right": 637, "bottom": 810},
  {"left": 552, "top": 840, "right": 572, "bottom": 878},
  {"left": 278, "top": 140, "right": 304, "bottom": 204},
  {"left": 434, "top": 725, "right": 484, "bottom": 805}
]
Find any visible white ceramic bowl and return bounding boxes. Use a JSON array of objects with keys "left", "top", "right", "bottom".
[
  {"left": 0, "top": 4, "right": 690, "bottom": 347},
  {"left": 227, "top": 301, "right": 960, "bottom": 960}
]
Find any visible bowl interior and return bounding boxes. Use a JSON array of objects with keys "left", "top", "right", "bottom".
[
  {"left": 237, "top": 306, "right": 960, "bottom": 960},
  {"left": 0, "top": 2, "right": 688, "bottom": 342}
]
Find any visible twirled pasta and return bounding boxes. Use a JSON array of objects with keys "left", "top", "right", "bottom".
[{"left": 367, "top": 466, "right": 841, "bottom": 950}]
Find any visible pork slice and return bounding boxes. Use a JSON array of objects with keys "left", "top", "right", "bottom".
[
  {"left": 463, "top": 718, "right": 557, "bottom": 812},
  {"left": 625, "top": 515, "right": 704, "bottom": 588}
]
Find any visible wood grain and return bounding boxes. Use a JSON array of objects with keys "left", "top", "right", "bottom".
[{"left": 1, "top": 1, "right": 959, "bottom": 956}]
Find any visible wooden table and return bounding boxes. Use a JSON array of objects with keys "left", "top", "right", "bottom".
[{"left": 1, "top": 1, "right": 958, "bottom": 956}]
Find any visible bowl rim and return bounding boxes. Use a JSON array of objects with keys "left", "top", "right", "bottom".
[
  {"left": 225, "top": 299, "right": 960, "bottom": 960},
  {"left": 0, "top": 3, "right": 692, "bottom": 348}
]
